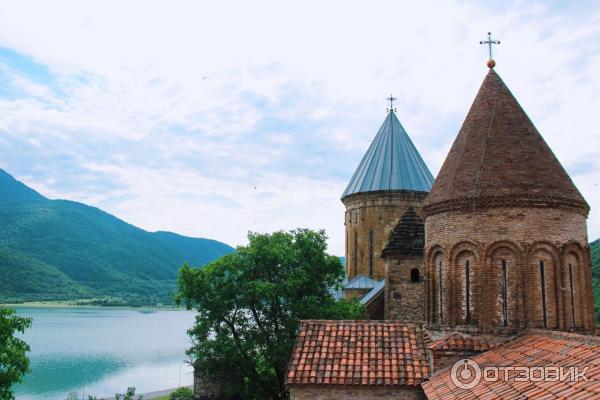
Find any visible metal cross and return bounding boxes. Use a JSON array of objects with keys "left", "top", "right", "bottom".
[
  {"left": 386, "top": 95, "right": 397, "bottom": 111},
  {"left": 480, "top": 32, "right": 500, "bottom": 60}
]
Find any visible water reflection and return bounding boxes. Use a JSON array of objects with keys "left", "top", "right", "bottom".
[{"left": 12, "top": 307, "right": 195, "bottom": 399}]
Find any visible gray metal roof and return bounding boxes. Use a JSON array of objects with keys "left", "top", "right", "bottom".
[
  {"left": 344, "top": 275, "right": 380, "bottom": 290},
  {"left": 342, "top": 110, "right": 434, "bottom": 199},
  {"left": 359, "top": 279, "right": 385, "bottom": 305}
]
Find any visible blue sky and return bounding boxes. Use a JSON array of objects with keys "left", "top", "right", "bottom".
[{"left": 0, "top": 0, "right": 599, "bottom": 254}]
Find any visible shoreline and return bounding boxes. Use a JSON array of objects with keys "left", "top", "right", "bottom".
[
  {"left": 1, "top": 300, "right": 187, "bottom": 311},
  {"left": 100, "top": 385, "right": 194, "bottom": 400}
]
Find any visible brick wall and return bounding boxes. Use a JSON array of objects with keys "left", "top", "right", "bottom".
[
  {"left": 424, "top": 207, "right": 596, "bottom": 334},
  {"left": 343, "top": 190, "right": 427, "bottom": 280},
  {"left": 384, "top": 255, "right": 425, "bottom": 321},
  {"left": 289, "top": 385, "right": 424, "bottom": 400}
]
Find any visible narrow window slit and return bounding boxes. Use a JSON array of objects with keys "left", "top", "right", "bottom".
[
  {"left": 501, "top": 259, "right": 508, "bottom": 327},
  {"left": 353, "top": 231, "right": 358, "bottom": 277},
  {"left": 539, "top": 260, "right": 547, "bottom": 328},
  {"left": 368, "top": 229, "right": 374, "bottom": 277},
  {"left": 569, "top": 263, "right": 576, "bottom": 327},
  {"left": 466, "top": 260, "right": 471, "bottom": 324},
  {"left": 438, "top": 260, "right": 443, "bottom": 324}
]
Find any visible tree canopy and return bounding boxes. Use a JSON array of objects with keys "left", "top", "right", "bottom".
[
  {"left": 0, "top": 307, "right": 31, "bottom": 400},
  {"left": 176, "top": 229, "right": 365, "bottom": 399}
]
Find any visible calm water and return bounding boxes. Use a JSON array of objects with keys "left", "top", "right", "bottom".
[{"left": 12, "top": 307, "right": 196, "bottom": 400}]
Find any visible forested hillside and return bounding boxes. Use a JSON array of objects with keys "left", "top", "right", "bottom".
[
  {"left": 0, "top": 169, "right": 233, "bottom": 305},
  {"left": 591, "top": 239, "right": 599, "bottom": 321}
]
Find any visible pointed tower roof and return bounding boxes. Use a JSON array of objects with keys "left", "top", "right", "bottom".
[
  {"left": 382, "top": 207, "right": 424, "bottom": 257},
  {"left": 422, "top": 69, "right": 588, "bottom": 217},
  {"left": 341, "top": 110, "right": 434, "bottom": 199}
]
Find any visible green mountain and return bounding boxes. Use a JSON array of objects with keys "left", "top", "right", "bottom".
[
  {"left": 0, "top": 169, "right": 234, "bottom": 305},
  {"left": 591, "top": 239, "right": 600, "bottom": 321}
]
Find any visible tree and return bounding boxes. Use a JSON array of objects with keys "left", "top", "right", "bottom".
[
  {"left": 65, "top": 392, "right": 78, "bottom": 400},
  {"left": 169, "top": 387, "right": 193, "bottom": 399},
  {"left": 114, "top": 387, "right": 141, "bottom": 400},
  {"left": 0, "top": 307, "right": 32, "bottom": 400},
  {"left": 177, "top": 229, "right": 365, "bottom": 400}
]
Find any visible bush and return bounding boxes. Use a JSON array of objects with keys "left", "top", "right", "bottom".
[{"left": 170, "top": 387, "right": 194, "bottom": 400}]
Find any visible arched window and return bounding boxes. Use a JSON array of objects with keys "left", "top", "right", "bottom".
[
  {"left": 565, "top": 251, "right": 582, "bottom": 328},
  {"left": 411, "top": 268, "right": 420, "bottom": 283}
]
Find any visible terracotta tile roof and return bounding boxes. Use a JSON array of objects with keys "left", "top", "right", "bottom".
[
  {"left": 422, "top": 330, "right": 600, "bottom": 399},
  {"left": 286, "top": 320, "right": 431, "bottom": 387},
  {"left": 428, "top": 332, "right": 507, "bottom": 353}
]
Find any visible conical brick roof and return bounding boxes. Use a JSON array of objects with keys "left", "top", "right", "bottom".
[{"left": 422, "top": 69, "right": 588, "bottom": 217}]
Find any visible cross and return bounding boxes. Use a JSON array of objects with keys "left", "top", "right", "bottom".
[
  {"left": 480, "top": 32, "right": 500, "bottom": 60},
  {"left": 386, "top": 94, "right": 397, "bottom": 112}
]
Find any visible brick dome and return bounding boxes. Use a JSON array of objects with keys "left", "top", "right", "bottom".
[{"left": 422, "top": 69, "right": 588, "bottom": 218}]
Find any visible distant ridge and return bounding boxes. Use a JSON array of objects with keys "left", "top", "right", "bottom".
[
  {"left": 0, "top": 169, "right": 47, "bottom": 204},
  {"left": 0, "top": 169, "right": 234, "bottom": 305}
]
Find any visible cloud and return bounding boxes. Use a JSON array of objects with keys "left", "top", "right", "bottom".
[{"left": 0, "top": 0, "right": 599, "bottom": 254}]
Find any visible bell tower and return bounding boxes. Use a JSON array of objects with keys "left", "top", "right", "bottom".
[{"left": 342, "top": 101, "right": 433, "bottom": 281}]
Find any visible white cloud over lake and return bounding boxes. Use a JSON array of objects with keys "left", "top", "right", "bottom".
[{"left": 0, "top": 0, "right": 599, "bottom": 254}]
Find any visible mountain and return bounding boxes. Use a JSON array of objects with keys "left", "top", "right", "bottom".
[
  {"left": 0, "top": 169, "right": 234, "bottom": 305},
  {"left": 591, "top": 239, "right": 600, "bottom": 321}
]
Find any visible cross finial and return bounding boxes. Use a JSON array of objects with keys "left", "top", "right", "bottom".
[
  {"left": 479, "top": 32, "right": 500, "bottom": 68},
  {"left": 386, "top": 94, "right": 397, "bottom": 113}
]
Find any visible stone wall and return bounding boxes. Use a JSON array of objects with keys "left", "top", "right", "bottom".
[
  {"left": 344, "top": 288, "right": 371, "bottom": 300},
  {"left": 384, "top": 255, "right": 425, "bottom": 321},
  {"left": 289, "top": 386, "right": 424, "bottom": 400},
  {"left": 364, "top": 289, "right": 385, "bottom": 320},
  {"left": 424, "top": 207, "right": 596, "bottom": 334},
  {"left": 193, "top": 369, "right": 227, "bottom": 400},
  {"left": 343, "top": 190, "right": 427, "bottom": 280}
]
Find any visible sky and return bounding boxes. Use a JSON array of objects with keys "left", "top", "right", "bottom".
[{"left": 0, "top": 0, "right": 599, "bottom": 256}]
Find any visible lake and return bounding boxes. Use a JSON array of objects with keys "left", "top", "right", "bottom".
[{"left": 12, "top": 307, "right": 196, "bottom": 400}]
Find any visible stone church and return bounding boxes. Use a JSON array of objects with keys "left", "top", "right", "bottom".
[{"left": 286, "top": 61, "right": 600, "bottom": 399}]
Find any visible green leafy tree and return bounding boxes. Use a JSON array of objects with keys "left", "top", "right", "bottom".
[
  {"left": 114, "top": 387, "right": 141, "bottom": 400},
  {"left": 177, "top": 229, "right": 365, "bottom": 400},
  {"left": 65, "top": 392, "right": 78, "bottom": 400},
  {"left": 0, "top": 307, "right": 32, "bottom": 400},
  {"left": 169, "top": 387, "right": 193, "bottom": 399}
]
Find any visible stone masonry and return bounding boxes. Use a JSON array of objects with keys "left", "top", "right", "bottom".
[
  {"left": 382, "top": 207, "right": 426, "bottom": 321},
  {"left": 343, "top": 190, "right": 427, "bottom": 280}
]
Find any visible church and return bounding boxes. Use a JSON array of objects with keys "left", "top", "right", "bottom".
[{"left": 286, "top": 49, "right": 600, "bottom": 399}]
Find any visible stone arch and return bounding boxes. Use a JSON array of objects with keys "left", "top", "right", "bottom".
[
  {"left": 527, "top": 242, "right": 560, "bottom": 329},
  {"left": 426, "top": 245, "right": 445, "bottom": 325},
  {"left": 449, "top": 240, "right": 480, "bottom": 262},
  {"left": 484, "top": 240, "right": 522, "bottom": 261},
  {"left": 484, "top": 240, "right": 522, "bottom": 331},
  {"left": 449, "top": 241, "right": 480, "bottom": 326},
  {"left": 562, "top": 242, "right": 587, "bottom": 329},
  {"left": 426, "top": 244, "right": 445, "bottom": 264}
]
